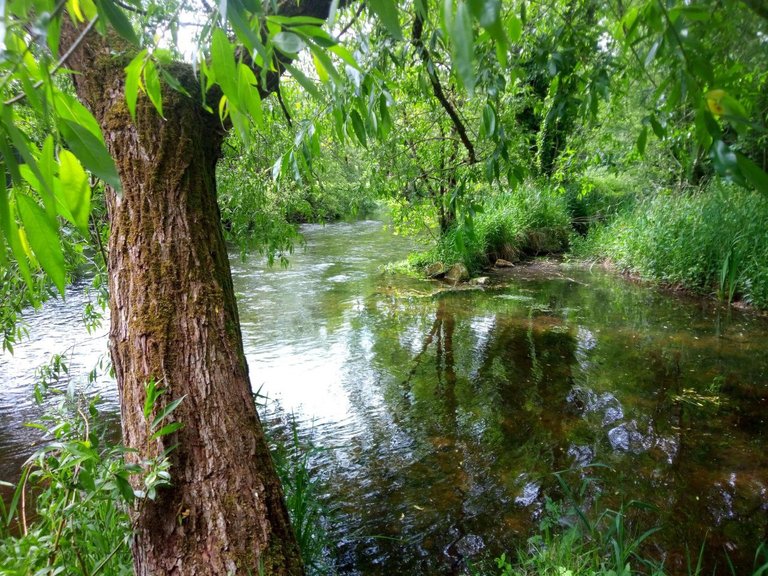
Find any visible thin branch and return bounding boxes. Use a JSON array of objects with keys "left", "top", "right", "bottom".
[
  {"left": 275, "top": 82, "right": 293, "bottom": 127},
  {"left": 0, "top": 0, "right": 68, "bottom": 95},
  {"left": 337, "top": 3, "right": 365, "bottom": 39},
  {"left": 113, "top": 0, "right": 147, "bottom": 15},
  {"left": 3, "top": 16, "right": 100, "bottom": 106},
  {"left": 411, "top": 13, "right": 477, "bottom": 164}
]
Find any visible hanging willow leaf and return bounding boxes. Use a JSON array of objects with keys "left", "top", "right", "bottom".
[
  {"left": 57, "top": 150, "right": 91, "bottom": 235},
  {"left": 16, "top": 194, "right": 66, "bottom": 294},
  {"left": 143, "top": 60, "right": 164, "bottom": 118},
  {"left": 93, "top": 0, "right": 138, "bottom": 44},
  {"left": 60, "top": 119, "right": 121, "bottom": 191},
  {"left": 368, "top": 0, "right": 402, "bottom": 40},
  {"left": 451, "top": 0, "right": 475, "bottom": 94},
  {"left": 124, "top": 50, "right": 147, "bottom": 122}
]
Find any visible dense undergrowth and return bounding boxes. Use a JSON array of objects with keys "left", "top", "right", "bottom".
[{"left": 573, "top": 183, "right": 768, "bottom": 309}]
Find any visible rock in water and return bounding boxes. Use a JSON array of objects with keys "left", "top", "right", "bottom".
[
  {"left": 495, "top": 258, "right": 515, "bottom": 268},
  {"left": 445, "top": 263, "right": 469, "bottom": 283},
  {"left": 425, "top": 262, "right": 446, "bottom": 278},
  {"left": 469, "top": 276, "right": 489, "bottom": 286}
]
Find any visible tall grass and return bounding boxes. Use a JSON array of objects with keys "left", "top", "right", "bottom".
[
  {"left": 0, "top": 389, "right": 335, "bottom": 575},
  {"left": 575, "top": 183, "right": 768, "bottom": 309},
  {"left": 410, "top": 181, "right": 572, "bottom": 273}
]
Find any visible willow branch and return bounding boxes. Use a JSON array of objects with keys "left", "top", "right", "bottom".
[
  {"left": 411, "top": 13, "right": 477, "bottom": 164},
  {"left": 337, "top": 3, "right": 365, "bottom": 38},
  {"left": 3, "top": 16, "right": 99, "bottom": 106},
  {"left": 275, "top": 82, "right": 293, "bottom": 127}
]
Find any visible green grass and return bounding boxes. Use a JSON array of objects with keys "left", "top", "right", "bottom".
[
  {"left": 574, "top": 182, "right": 768, "bottom": 308},
  {"left": 408, "top": 181, "right": 572, "bottom": 274},
  {"left": 0, "top": 392, "right": 334, "bottom": 575}
]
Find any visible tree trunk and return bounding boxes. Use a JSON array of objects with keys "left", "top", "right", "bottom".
[{"left": 62, "top": 35, "right": 305, "bottom": 576}]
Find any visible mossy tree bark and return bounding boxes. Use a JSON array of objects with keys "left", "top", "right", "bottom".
[{"left": 61, "top": 28, "right": 307, "bottom": 576}]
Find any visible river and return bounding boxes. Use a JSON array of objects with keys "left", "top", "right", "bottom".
[{"left": 1, "top": 220, "right": 767, "bottom": 574}]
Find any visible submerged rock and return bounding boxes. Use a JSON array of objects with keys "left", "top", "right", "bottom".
[{"left": 469, "top": 276, "right": 490, "bottom": 286}]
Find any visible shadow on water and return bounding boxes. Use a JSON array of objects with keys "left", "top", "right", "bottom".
[{"left": 2, "top": 221, "right": 767, "bottom": 574}]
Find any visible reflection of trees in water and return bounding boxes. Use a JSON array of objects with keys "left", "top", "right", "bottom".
[
  {"left": 323, "top": 287, "right": 768, "bottom": 575},
  {"left": 328, "top": 296, "right": 584, "bottom": 575}
]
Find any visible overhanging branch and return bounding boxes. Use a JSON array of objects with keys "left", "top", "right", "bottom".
[{"left": 411, "top": 12, "right": 477, "bottom": 165}]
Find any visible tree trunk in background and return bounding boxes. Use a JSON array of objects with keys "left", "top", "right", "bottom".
[{"left": 62, "top": 33, "right": 305, "bottom": 575}]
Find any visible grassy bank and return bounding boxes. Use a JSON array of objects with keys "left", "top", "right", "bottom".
[
  {"left": 573, "top": 183, "right": 768, "bottom": 309},
  {"left": 406, "top": 176, "right": 768, "bottom": 312},
  {"left": 408, "top": 181, "right": 572, "bottom": 274}
]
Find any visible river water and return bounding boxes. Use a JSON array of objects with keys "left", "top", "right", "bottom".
[{"left": 1, "top": 220, "right": 767, "bottom": 574}]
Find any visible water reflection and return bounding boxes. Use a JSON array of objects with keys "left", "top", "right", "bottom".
[{"left": 1, "top": 221, "right": 766, "bottom": 575}]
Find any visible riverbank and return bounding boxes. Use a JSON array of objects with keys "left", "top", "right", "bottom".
[{"left": 404, "top": 179, "right": 768, "bottom": 313}]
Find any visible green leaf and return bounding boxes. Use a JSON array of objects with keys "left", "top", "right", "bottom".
[
  {"left": 16, "top": 194, "right": 66, "bottom": 294},
  {"left": 312, "top": 52, "right": 329, "bottom": 83},
  {"left": 482, "top": 103, "right": 496, "bottom": 137},
  {"left": 211, "top": 28, "right": 238, "bottom": 98},
  {"left": 57, "top": 149, "right": 91, "bottom": 235},
  {"left": 507, "top": 14, "right": 522, "bottom": 42},
  {"left": 93, "top": 0, "right": 138, "bottom": 44},
  {"left": 368, "top": 0, "right": 402, "bottom": 40},
  {"left": 143, "top": 379, "right": 160, "bottom": 420},
  {"left": 451, "top": 0, "right": 475, "bottom": 94},
  {"left": 151, "top": 396, "right": 186, "bottom": 430},
  {"left": 150, "top": 422, "right": 183, "bottom": 440},
  {"left": 60, "top": 119, "right": 122, "bottom": 191},
  {"left": 636, "top": 126, "right": 648, "bottom": 155},
  {"left": 349, "top": 109, "right": 367, "bottom": 148},
  {"left": 379, "top": 94, "right": 392, "bottom": 138},
  {"left": 467, "top": 0, "right": 500, "bottom": 29},
  {"left": 284, "top": 63, "right": 322, "bottom": 100},
  {"left": 114, "top": 472, "right": 135, "bottom": 503},
  {"left": 649, "top": 115, "right": 665, "bottom": 139},
  {"left": 272, "top": 154, "right": 283, "bottom": 181},
  {"left": 143, "top": 59, "right": 163, "bottom": 118},
  {"left": 54, "top": 92, "right": 103, "bottom": 142},
  {"left": 329, "top": 44, "right": 360, "bottom": 70},
  {"left": 737, "top": 154, "right": 768, "bottom": 195},
  {"left": 124, "top": 50, "right": 147, "bottom": 122},
  {"left": 266, "top": 15, "right": 325, "bottom": 25},
  {"left": 0, "top": 157, "right": 33, "bottom": 292},
  {"left": 39, "top": 136, "right": 58, "bottom": 221},
  {"left": 237, "top": 63, "right": 263, "bottom": 128},
  {"left": 272, "top": 31, "right": 306, "bottom": 55},
  {"left": 160, "top": 69, "right": 191, "bottom": 97},
  {"left": 309, "top": 42, "right": 341, "bottom": 83}
]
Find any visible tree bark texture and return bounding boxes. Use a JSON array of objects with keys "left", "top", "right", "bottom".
[{"left": 61, "top": 30, "right": 305, "bottom": 576}]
